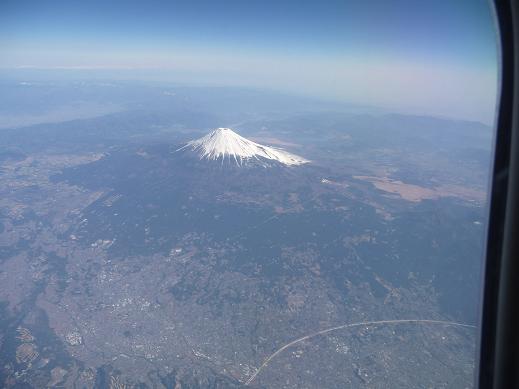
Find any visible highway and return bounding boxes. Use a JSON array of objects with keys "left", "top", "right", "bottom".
[{"left": 244, "top": 319, "right": 477, "bottom": 385}]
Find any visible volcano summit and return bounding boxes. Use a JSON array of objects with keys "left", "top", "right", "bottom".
[{"left": 179, "top": 128, "right": 309, "bottom": 167}]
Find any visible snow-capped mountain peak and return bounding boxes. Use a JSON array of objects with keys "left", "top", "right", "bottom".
[{"left": 179, "top": 128, "right": 309, "bottom": 167}]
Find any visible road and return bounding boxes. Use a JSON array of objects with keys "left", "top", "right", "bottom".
[{"left": 244, "top": 319, "right": 476, "bottom": 385}]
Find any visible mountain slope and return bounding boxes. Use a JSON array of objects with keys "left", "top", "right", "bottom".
[{"left": 179, "top": 128, "right": 309, "bottom": 167}]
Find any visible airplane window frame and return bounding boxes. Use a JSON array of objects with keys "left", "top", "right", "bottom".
[{"left": 478, "top": 1, "right": 519, "bottom": 388}]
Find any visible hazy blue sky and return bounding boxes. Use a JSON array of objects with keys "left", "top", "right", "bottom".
[{"left": 0, "top": 0, "right": 499, "bottom": 123}]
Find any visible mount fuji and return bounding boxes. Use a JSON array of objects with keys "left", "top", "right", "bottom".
[{"left": 178, "top": 128, "right": 309, "bottom": 167}]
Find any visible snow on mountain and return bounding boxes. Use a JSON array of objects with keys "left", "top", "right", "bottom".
[{"left": 178, "top": 128, "right": 309, "bottom": 167}]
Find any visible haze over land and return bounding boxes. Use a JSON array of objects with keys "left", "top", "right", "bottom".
[
  {"left": 0, "top": 80, "right": 492, "bottom": 387},
  {"left": 0, "top": 0, "right": 498, "bottom": 123}
]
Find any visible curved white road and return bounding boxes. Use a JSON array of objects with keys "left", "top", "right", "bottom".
[{"left": 244, "top": 319, "right": 477, "bottom": 386}]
